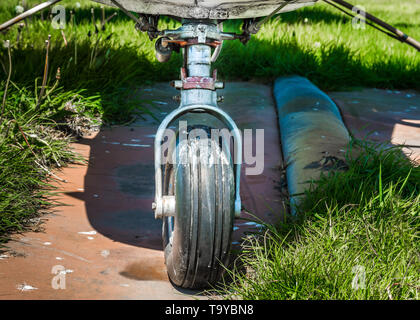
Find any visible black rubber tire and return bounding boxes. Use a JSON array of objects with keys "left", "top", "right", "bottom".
[{"left": 162, "top": 126, "right": 235, "bottom": 289}]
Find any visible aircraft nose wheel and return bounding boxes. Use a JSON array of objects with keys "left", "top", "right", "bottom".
[
  {"left": 162, "top": 126, "right": 235, "bottom": 288},
  {"left": 152, "top": 21, "right": 242, "bottom": 289}
]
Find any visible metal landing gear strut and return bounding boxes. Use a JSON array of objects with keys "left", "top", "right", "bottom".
[{"left": 151, "top": 21, "right": 242, "bottom": 289}]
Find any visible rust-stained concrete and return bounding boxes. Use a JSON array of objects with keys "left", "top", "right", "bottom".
[
  {"left": 329, "top": 88, "right": 420, "bottom": 164},
  {"left": 0, "top": 82, "right": 286, "bottom": 299}
]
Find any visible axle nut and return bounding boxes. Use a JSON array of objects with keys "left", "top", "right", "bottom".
[{"left": 154, "top": 196, "right": 176, "bottom": 219}]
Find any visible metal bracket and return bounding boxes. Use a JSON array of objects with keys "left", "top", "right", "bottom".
[
  {"left": 134, "top": 14, "right": 161, "bottom": 40},
  {"left": 163, "top": 22, "right": 236, "bottom": 42},
  {"left": 171, "top": 68, "right": 224, "bottom": 91}
]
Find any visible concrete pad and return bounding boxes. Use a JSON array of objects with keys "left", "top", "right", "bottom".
[
  {"left": 329, "top": 89, "right": 420, "bottom": 163},
  {"left": 0, "top": 82, "right": 286, "bottom": 299}
]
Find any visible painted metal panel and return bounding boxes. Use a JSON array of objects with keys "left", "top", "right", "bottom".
[{"left": 92, "top": 0, "right": 318, "bottom": 19}]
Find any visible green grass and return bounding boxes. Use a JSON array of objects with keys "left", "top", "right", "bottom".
[
  {"left": 0, "top": 0, "right": 169, "bottom": 123},
  {"left": 0, "top": 0, "right": 419, "bottom": 122},
  {"left": 0, "top": 84, "right": 99, "bottom": 241},
  {"left": 218, "top": 140, "right": 419, "bottom": 300}
]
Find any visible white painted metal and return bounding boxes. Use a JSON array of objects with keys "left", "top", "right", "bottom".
[
  {"left": 153, "top": 22, "right": 242, "bottom": 219},
  {"left": 93, "top": 0, "right": 318, "bottom": 19}
]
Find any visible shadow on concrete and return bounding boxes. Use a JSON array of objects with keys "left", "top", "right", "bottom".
[{"left": 66, "top": 126, "right": 163, "bottom": 251}]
